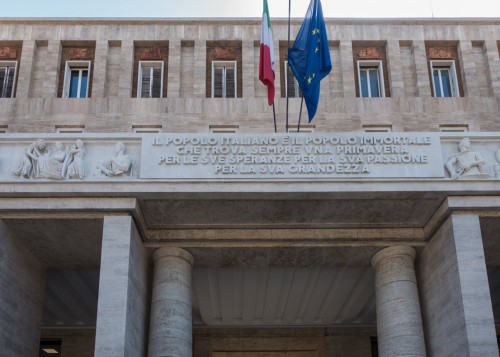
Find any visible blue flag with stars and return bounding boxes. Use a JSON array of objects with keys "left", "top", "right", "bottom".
[{"left": 288, "top": 0, "right": 331, "bottom": 122}]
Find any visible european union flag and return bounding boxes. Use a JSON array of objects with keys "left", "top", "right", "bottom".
[{"left": 288, "top": 0, "right": 331, "bottom": 122}]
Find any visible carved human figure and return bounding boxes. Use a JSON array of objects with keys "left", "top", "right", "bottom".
[
  {"left": 65, "top": 139, "right": 86, "bottom": 179},
  {"left": 37, "top": 141, "right": 67, "bottom": 179},
  {"left": 495, "top": 147, "right": 500, "bottom": 179},
  {"left": 13, "top": 138, "right": 48, "bottom": 178},
  {"left": 445, "top": 137, "right": 488, "bottom": 179},
  {"left": 96, "top": 141, "right": 132, "bottom": 176}
]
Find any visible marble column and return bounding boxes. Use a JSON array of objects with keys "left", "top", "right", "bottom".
[
  {"left": 148, "top": 247, "right": 194, "bottom": 357},
  {"left": 372, "top": 245, "right": 426, "bottom": 357}
]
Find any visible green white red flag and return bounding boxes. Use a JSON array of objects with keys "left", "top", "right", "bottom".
[{"left": 259, "top": 0, "right": 275, "bottom": 106}]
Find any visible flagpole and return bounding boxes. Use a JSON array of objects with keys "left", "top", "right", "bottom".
[
  {"left": 285, "top": 0, "right": 291, "bottom": 133},
  {"left": 297, "top": 96, "right": 303, "bottom": 132},
  {"left": 272, "top": 102, "right": 277, "bottom": 133}
]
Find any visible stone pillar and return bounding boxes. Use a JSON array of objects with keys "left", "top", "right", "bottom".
[
  {"left": 386, "top": 40, "right": 405, "bottom": 97},
  {"left": 193, "top": 40, "right": 207, "bottom": 98},
  {"left": 0, "top": 220, "right": 45, "bottom": 356},
  {"left": 148, "top": 247, "right": 194, "bottom": 357},
  {"left": 94, "top": 216, "right": 150, "bottom": 357},
  {"left": 484, "top": 40, "right": 500, "bottom": 96},
  {"left": 16, "top": 40, "right": 36, "bottom": 98},
  {"left": 372, "top": 245, "right": 426, "bottom": 357},
  {"left": 242, "top": 40, "right": 255, "bottom": 98},
  {"left": 458, "top": 40, "right": 480, "bottom": 97},
  {"left": 46, "top": 40, "right": 62, "bottom": 98},
  {"left": 339, "top": 41, "right": 356, "bottom": 97},
  {"left": 418, "top": 214, "right": 498, "bottom": 356},
  {"left": 91, "top": 40, "right": 109, "bottom": 98},
  {"left": 412, "top": 41, "right": 432, "bottom": 97},
  {"left": 167, "top": 39, "right": 181, "bottom": 98},
  {"left": 118, "top": 40, "right": 134, "bottom": 98}
]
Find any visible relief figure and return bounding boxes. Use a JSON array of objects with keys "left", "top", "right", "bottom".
[
  {"left": 445, "top": 137, "right": 489, "bottom": 179},
  {"left": 65, "top": 139, "right": 86, "bottom": 179},
  {"left": 96, "top": 141, "right": 132, "bottom": 176}
]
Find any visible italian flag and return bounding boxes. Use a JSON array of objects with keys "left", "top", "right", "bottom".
[{"left": 259, "top": 0, "right": 275, "bottom": 106}]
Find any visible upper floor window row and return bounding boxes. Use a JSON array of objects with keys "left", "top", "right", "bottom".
[{"left": 0, "top": 41, "right": 492, "bottom": 100}]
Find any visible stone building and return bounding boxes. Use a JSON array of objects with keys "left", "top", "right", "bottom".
[{"left": 0, "top": 17, "right": 500, "bottom": 357}]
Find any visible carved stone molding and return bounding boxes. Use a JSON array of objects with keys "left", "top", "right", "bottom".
[
  {"left": 357, "top": 47, "right": 380, "bottom": 59},
  {"left": 0, "top": 47, "right": 17, "bottom": 60},
  {"left": 428, "top": 47, "right": 453, "bottom": 59},
  {"left": 214, "top": 47, "right": 236, "bottom": 60},
  {"left": 139, "top": 47, "right": 162, "bottom": 60}
]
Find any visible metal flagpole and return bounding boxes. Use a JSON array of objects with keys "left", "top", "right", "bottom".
[
  {"left": 297, "top": 96, "right": 303, "bottom": 132},
  {"left": 286, "top": 0, "right": 291, "bottom": 133},
  {"left": 272, "top": 102, "right": 277, "bottom": 133}
]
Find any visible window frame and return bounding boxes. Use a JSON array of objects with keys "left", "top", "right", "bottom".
[
  {"left": 0, "top": 60, "right": 18, "bottom": 98},
  {"left": 137, "top": 60, "right": 164, "bottom": 98},
  {"left": 284, "top": 60, "right": 301, "bottom": 98},
  {"left": 430, "top": 60, "right": 459, "bottom": 98},
  {"left": 211, "top": 60, "right": 237, "bottom": 98},
  {"left": 357, "top": 60, "right": 385, "bottom": 98},
  {"left": 63, "top": 60, "right": 91, "bottom": 98}
]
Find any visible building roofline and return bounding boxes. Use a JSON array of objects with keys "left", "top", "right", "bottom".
[{"left": 0, "top": 17, "right": 500, "bottom": 26}]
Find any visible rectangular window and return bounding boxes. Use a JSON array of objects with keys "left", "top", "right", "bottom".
[
  {"left": 212, "top": 61, "right": 236, "bottom": 98},
  {"left": 284, "top": 60, "right": 301, "bottom": 98},
  {"left": 209, "top": 125, "right": 239, "bottom": 133},
  {"left": 138, "top": 61, "right": 163, "bottom": 98},
  {"left": 287, "top": 125, "right": 315, "bottom": 133},
  {"left": 358, "top": 60, "right": 384, "bottom": 98},
  {"left": 63, "top": 61, "right": 90, "bottom": 98},
  {"left": 430, "top": 60, "right": 459, "bottom": 97},
  {"left": 363, "top": 125, "right": 392, "bottom": 132},
  {"left": 0, "top": 61, "right": 17, "bottom": 98}
]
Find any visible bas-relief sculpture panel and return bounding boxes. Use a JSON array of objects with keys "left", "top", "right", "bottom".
[{"left": 1, "top": 133, "right": 500, "bottom": 182}]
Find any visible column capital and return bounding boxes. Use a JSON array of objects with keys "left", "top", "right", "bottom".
[
  {"left": 371, "top": 245, "right": 416, "bottom": 268},
  {"left": 153, "top": 246, "right": 194, "bottom": 266}
]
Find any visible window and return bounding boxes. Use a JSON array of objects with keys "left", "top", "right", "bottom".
[
  {"left": 363, "top": 125, "right": 392, "bottom": 132},
  {"left": 209, "top": 125, "right": 239, "bottom": 133},
  {"left": 212, "top": 61, "right": 236, "bottom": 98},
  {"left": 357, "top": 60, "right": 384, "bottom": 98},
  {"left": 55, "top": 125, "right": 85, "bottom": 133},
  {"left": 430, "top": 60, "right": 459, "bottom": 97},
  {"left": 138, "top": 61, "right": 163, "bottom": 98},
  {"left": 284, "top": 60, "right": 301, "bottom": 98},
  {"left": 0, "top": 61, "right": 17, "bottom": 98},
  {"left": 133, "top": 125, "right": 162, "bottom": 133},
  {"left": 287, "top": 125, "right": 314, "bottom": 133},
  {"left": 63, "top": 61, "right": 90, "bottom": 98},
  {"left": 439, "top": 124, "right": 468, "bottom": 132}
]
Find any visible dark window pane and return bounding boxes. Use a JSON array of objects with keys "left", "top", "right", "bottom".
[
  {"left": 440, "top": 69, "right": 452, "bottom": 97},
  {"left": 69, "top": 70, "right": 80, "bottom": 98},
  {"left": 433, "top": 69, "right": 442, "bottom": 97},
  {"left": 151, "top": 67, "right": 162, "bottom": 98},
  {"left": 141, "top": 68, "right": 151, "bottom": 97},
  {"left": 80, "top": 71, "right": 88, "bottom": 98},
  {"left": 0, "top": 67, "right": 7, "bottom": 98},
  {"left": 360, "top": 69, "right": 369, "bottom": 97},
  {"left": 369, "top": 69, "right": 380, "bottom": 97},
  {"left": 213, "top": 67, "right": 223, "bottom": 98},
  {"left": 225, "top": 67, "right": 235, "bottom": 98}
]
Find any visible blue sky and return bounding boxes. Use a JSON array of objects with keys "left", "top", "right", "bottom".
[{"left": 3, "top": 0, "right": 500, "bottom": 18}]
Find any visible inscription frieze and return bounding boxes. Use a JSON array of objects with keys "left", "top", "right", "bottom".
[{"left": 141, "top": 134, "right": 444, "bottom": 179}]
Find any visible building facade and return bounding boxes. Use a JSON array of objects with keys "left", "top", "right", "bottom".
[{"left": 0, "top": 17, "right": 500, "bottom": 357}]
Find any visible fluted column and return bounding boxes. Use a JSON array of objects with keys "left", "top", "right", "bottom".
[
  {"left": 148, "top": 247, "right": 194, "bottom": 357},
  {"left": 372, "top": 245, "right": 426, "bottom": 357}
]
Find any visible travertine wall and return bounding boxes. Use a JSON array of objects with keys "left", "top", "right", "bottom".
[
  {"left": 94, "top": 216, "right": 151, "bottom": 357},
  {"left": 0, "top": 19, "right": 499, "bottom": 133},
  {"left": 0, "top": 220, "right": 45, "bottom": 356},
  {"left": 418, "top": 214, "right": 498, "bottom": 357}
]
